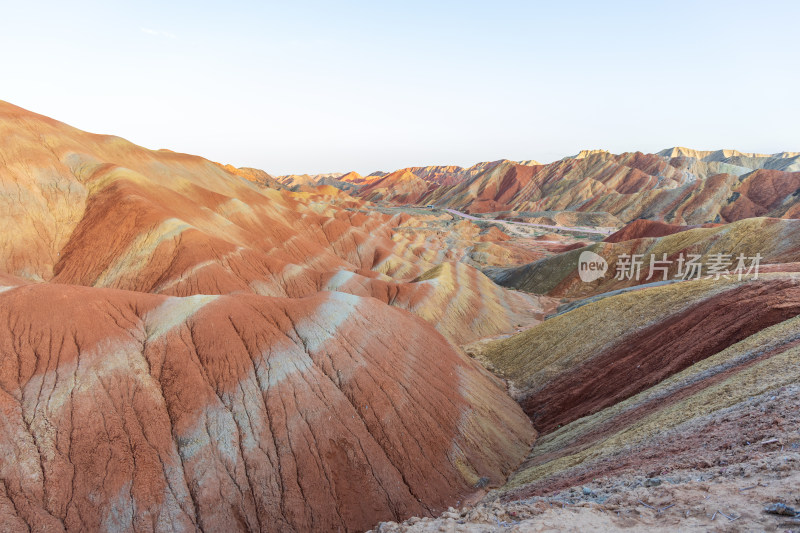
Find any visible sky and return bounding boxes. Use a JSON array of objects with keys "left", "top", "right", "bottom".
[{"left": 2, "top": 0, "right": 799, "bottom": 175}]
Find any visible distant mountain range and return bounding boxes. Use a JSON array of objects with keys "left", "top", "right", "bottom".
[
  {"left": 257, "top": 148, "right": 800, "bottom": 225},
  {"left": 2, "top": 100, "right": 800, "bottom": 533}
]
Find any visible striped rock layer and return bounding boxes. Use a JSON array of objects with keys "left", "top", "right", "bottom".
[
  {"left": 0, "top": 101, "right": 539, "bottom": 531},
  {"left": 487, "top": 217, "right": 800, "bottom": 298},
  {"left": 471, "top": 273, "right": 800, "bottom": 498},
  {"left": 351, "top": 151, "right": 800, "bottom": 225}
]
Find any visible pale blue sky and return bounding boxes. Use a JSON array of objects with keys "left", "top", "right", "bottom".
[{"left": 2, "top": 1, "right": 799, "bottom": 175}]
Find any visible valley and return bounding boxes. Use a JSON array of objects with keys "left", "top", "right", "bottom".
[{"left": 0, "top": 100, "right": 798, "bottom": 532}]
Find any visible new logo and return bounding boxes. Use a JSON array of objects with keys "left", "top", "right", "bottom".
[{"left": 578, "top": 251, "right": 608, "bottom": 282}]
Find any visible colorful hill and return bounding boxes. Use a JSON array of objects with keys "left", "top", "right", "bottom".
[
  {"left": 348, "top": 150, "right": 800, "bottom": 226},
  {"left": 267, "top": 148, "right": 800, "bottom": 230},
  {"left": 486, "top": 217, "right": 800, "bottom": 298},
  {"left": 462, "top": 273, "right": 800, "bottom": 517},
  {"left": 2, "top": 99, "right": 799, "bottom": 532},
  {"left": 0, "top": 101, "right": 544, "bottom": 531},
  {"left": 0, "top": 282, "right": 534, "bottom": 532},
  {"left": 379, "top": 273, "right": 800, "bottom": 531}
]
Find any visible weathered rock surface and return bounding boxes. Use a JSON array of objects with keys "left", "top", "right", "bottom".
[
  {"left": 0, "top": 283, "right": 535, "bottom": 532},
  {"left": 465, "top": 273, "right": 800, "bottom": 506},
  {"left": 603, "top": 219, "right": 708, "bottom": 243},
  {"left": 373, "top": 384, "right": 800, "bottom": 531},
  {"left": 5, "top": 99, "right": 800, "bottom": 532},
  {"left": 351, "top": 150, "right": 800, "bottom": 225},
  {"left": 0, "top": 101, "right": 539, "bottom": 532},
  {"left": 487, "top": 217, "right": 800, "bottom": 298}
]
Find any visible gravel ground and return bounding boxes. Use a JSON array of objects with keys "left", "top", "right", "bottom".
[{"left": 371, "top": 387, "right": 800, "bottom": 532}]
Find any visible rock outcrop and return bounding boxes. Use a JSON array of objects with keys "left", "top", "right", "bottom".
[
  {"left": 0, "top": 101, "right": 538, "bottom": 532},
  {"left": 0, "top": 284, "right": 535, "bottom": 532},
  {"left": 350, "top": 150, "right": 800, "bottom": 225}
]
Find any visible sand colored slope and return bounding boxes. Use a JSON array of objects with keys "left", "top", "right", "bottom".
[
  {"left": 358, "top": 170, "right": 434, "bottom": 205},
  {"left": 0, "top": 101, "right": 533, "bottom": 306},
  {"left": 0, "top": 101, "right": 537, "bottom": 306},
  {"left": 0, "top": 100, "right": 294, "bottom": 281},
  {"left": 321, "top": 262, "right": 548, "bottom": 345}
]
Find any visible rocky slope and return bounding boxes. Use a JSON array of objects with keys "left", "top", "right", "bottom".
[
  {"left": 420, "top": 272, "right": 800, "bottom": 531},
  {"left": 374, "top": 384, "right": 800, "bottom": 531},
  {"left": 274, "top": 172, "right": 361, "bottom": 192},
  {"left": 0, "top": 101, "right": 544, "bottom": 532},
  {"left": 486, "top": 217, "right": 800, "bottom": 298},
  {"left": 358, "top": 170, "right": 434, "bottom": 205},
  {"left": 254, "top": 147, "right": 800, "bottom": 229},
  {"left": 255, "top": 146, "right": 800, "bottom": 228},
  {"left": 3, "top": 99, "right": 799, "bottom": 532},
  {"left": 0, "top": 282, "right": 536, "bottom": 532},
  {"left": 473, "top": 275, "right": 800, "bottom": 434},
  {"left": 348, "top": 150, "right": 800, "bottom": 226}
]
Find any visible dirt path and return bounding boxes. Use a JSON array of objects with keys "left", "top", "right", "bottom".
[{"left": 444, "top": 208, "right": 614, "bottom": 236}]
